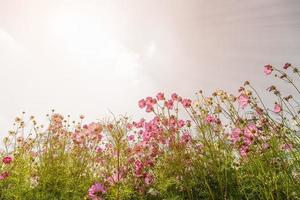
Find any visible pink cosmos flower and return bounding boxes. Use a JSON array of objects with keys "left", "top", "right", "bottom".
[
  {"left": 177, "top": 120, "right": 185, "bottom": 128},
  {"left": 128, "top": 135, "right": 135, "bottom": 141},
  {"left": 0, "top": 172, "right": 9, "bottom": 180},
  {"left": 274, "top": 103, "right": 282, "bottom": 113},
  {"left": 144, "top": 173, "right": 154, "bottom": 185},
  {"left": 156, "top": 92, "right": 165, "bottom": 101},
  {"left": 182, "top": 98, "right": 192, "bottom": 108},
  {"left": 238, "top": 94, "right": 249, "bottom": 109},
  {"left": 146, "top": 105, "right": 154, "bottom": 113},
  {"left": 180, "top": 132, "right": 192, "bottom": 144},
  {"left": 205, "top": 115, "right": 216, "bottom": 124},
  {"left": 244, "top": 124, "right": 258, "bottom": 138},
  {"left": 2, "top": 156, "right": 12, "bottom": 165},
  {"left": 88, "top": 183, "right": 106, "bottom": 200},
  {"left": 138, "top": 99, "right": 146, "bottom": 109},
  {"left": 164, "top": 100, "right": 174, "bottom": 110},
  {"left": 264, "top": 64, "right": 273, "bottom": 75},
  {"left": 171, "top": 93, "right": 178, "bottom": 101},
  {"left": 230, "top": 128, "right": 241, "bottom": 143},
  {"left": 146, "top": 97, "right": 156, "bottom": 106},
  {"left": 239, "top": 146, "right": 249, "bottom": 157}
]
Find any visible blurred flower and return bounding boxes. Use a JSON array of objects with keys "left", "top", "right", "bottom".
[
  {"left": 0, "top": 172, "right": 9, "bottom": 180},
  {"left": 2, "top": 156, "right": 12, "bottom": 164},
  {"left": 205, "top": 115, "right": 216, "bottom": 124},
  {"left": 138, "top": 99, "right": 146, "bottom": 109},
  {"left": 182, "top": 98, "right": 192, "bottom": 108},
  {"left": 274, "top": 103, "right": 282, "bottom": 113},
  {"left": 264, "top": 65, "right": 273, "bottom": 75},
  {"left": 238, "top": 94, "right": 249, "bottom": 108},
  {"left": 88, "top": 183, "right": 106, "bottom": 200},
  {"left": 156, "top": 92, "right": 165, "bottom": 101}
]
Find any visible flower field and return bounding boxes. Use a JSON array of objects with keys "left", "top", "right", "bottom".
[{"left": 1, "top": 64, "right": 300, "bottom": 200}]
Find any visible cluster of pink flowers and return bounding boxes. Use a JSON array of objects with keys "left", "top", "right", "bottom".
[
  {"left": 138, "top": 93, "right": 192, "bottom": 113},
  {"left": 0, "top": 156, "right": 12, "bottom": 181},
  {"left": 230, "top": 124, "right": 259, "bottom": 157}
]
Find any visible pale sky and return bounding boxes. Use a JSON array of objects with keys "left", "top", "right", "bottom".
[{"left": 0, "top": 0, "right": 300, "bottom": 138}]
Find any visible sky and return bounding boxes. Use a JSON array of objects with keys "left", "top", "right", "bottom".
[{"left": 0, "top": 0, "right": 300, "bottom": 138}]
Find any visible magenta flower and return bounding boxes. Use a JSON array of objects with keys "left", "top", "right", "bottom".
[
  {"left": 88, "top": 183, "right": 106, "bottom": 200},
  {"left": 2, "top": 156, "right": 12, "bottom": 165},
  {"left": 156, "top": 92, "right": 165, "bottom": 101},
  {"left": 274, "top": 103, "right": 282, "bottom": 113},
  {"left": 238, "top": 94, "right": 249, "bottom": 109},
  {"left": 264, "top": 64, "right": 273, "bottom": 75}
]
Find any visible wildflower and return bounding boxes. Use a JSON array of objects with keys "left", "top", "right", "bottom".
[
  {"left": 156, "top": 92, "right": 165, "bottom": 101},
  {"left": 180, "top": 132, "right": 192, "bottom": 144},
  {"left": 238, "top": 94, "right": 249, "bottom": 108},
  {"left": 283, "top": 63, "right": 291, "bottom": 69},
  {"left": 182, "top": 98, "right": 192, "bottom": 108},
  {"left": 171, "top": 93, "right": 178, "bottom": 101},
  {"left": 146, "top": 105, "right": 154, "bottom": 113},
  {"left": 2, "top": 156, "right": 12, "bottom": 164},
  {"left": 0, "top": 172, "right": 9, "bottom": 180},
  {"left": 282, "top": 143, "right": 293, "bottom": 151},
  {"left": 88, "top": 183, "right": 106, "bottom": 200},
  {"left": 164, "top": 100, "right": 174, "bottom": 110},
  {"left": 274, "top": 103, "right": 282, "bottom": 113},
  {"left": 177, "top": 120, "right": 185, "bottom": 128},
  {"left": 205, "top": 115, "right": 216, "bottom": 124},
  {"left": 230, "top": 128, "right": 241, "bottom": 143},
  {"left": 144, "top": 173, "right": 154, "bottom": 185},
  {"left": 128, "top": 135, "right": 135, "bottom": 141},
  {"left": 239, "top": 146, "right": 248, "bottom": 157},
  {"left": 264, "top": 65, "right": 273, "bottom": 75},
  {"left": 244, "top": 124, "right": 258, "bottom": 138},
  {"left": 138, "top": 99, "right": 146, "bottom": 109}
]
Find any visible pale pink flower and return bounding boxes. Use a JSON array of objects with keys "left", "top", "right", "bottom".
[
  {"left": 238, "top": 94, "right": 249, "bottom": 109},
  {"left": 171, "top": 93, "right": 178, "bottom": 101},
  {"left": 182, "top": 98, "right": 192, "bottom": 108},
  {"left": 88, "top": 183, "right": 106, "bottom": 200},
  {"left": 164, "top": 100, "right": 174, "bottom": 110},
  {"left": 264, "top": 64, "right": 273, "bottom": 75},
  {"left": 244, "top": 124, "right": 258, "bottom": 138},
  {"left": 180, "top": 132, "right": 192, "bottom": 144},
  {"left": 144, "top": 173, "right": 154, "bottom": 185},
  {"left": 230, "top": 128, "right": 241, "bottom": 143},
  {"left": 156, "top": 92, "right": 165, "bottom": 101},
  {"left": 205, "top": 115, "right": 216, "bottom": 124},
  {"left": 274, "top": 103, "right": 282, "bottom": 113},
  {"left": 177, "top": 120, "right": 185, "bottom": 128},
  {"left": 146, "top": 105, "right": 154, "bottom": 113},
  {"left": 138, "top": 99, "right": 146, "bottom": 109},
  {"left": 128, "top": 135, "right": 135, "bottom": 141},
  {"left": 239, "top": 146, "right": 249, "bottom": 157}
]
